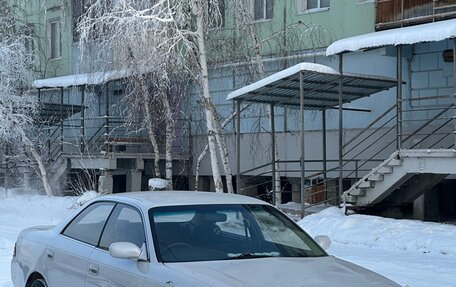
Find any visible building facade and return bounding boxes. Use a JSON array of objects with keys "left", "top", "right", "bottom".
[{"left": 2, "top": 0, "right": 455, "bottom": 220}]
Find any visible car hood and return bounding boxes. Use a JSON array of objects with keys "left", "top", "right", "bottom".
[{"left": 164, "top": 256, "right": 400, "bottom": 287}]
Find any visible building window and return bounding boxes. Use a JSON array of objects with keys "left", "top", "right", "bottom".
[
  {"left": 298, "top": 0, "right": 330, "bottom": 13},
  {"left": 49, "top": 19, "right": 62, "bottom": 59},
  {"left": 254, "top": 0, "right": 274, "bottom": 21}
]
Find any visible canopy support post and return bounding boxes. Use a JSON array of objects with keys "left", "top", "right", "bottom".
[
  {"left": 104, "top": 81, "right": 110, "bottom": 153},
  {"left": 322, "top": 109, "right": 327, "bottom": 202},
  {"left": 453, "top": 39, "right": 456, "bottom": 148},
  {"left": 236, "top": 100, "right": 241, "bottom": 194},
  {"left": 300, "top": 72, "right": 306, "bottom": 217},
  {"left": 60, "top": 87, "right": 64, "bottom": 154},
  {"left": 397, "top": 45, "right": 403, "bottom": 150},
  {"left": 338, "top": 54, "right": 344, "bottom": 203},
  {"left": 270, "top": 103, "right": 276, "bottom": 206},
  {"left": 80, "top": 86, "right": 85, "bottom": 153}
]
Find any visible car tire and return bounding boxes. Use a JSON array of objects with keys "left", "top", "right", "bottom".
[{"left": 30, "top": 278, "right": 47, "bottom": 287}]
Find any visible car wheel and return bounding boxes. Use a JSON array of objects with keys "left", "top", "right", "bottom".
[{"left": 30, "top": 278, "right": 47, "bottom": 287}]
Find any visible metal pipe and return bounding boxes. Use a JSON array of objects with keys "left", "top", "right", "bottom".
[
  {"left": 212, "top": 49, "right": 326, "bottom": 70},
  {"left": 104, "top": 81, "right": 110, "bottom": 152},
  {"left": 338, "top": 54, "right": 344, "bottom": 202},
  {"left": 60, "top": 87, "right": 64, "bottom": 153},
  {"left": 343, "top": 103, "right": 397, "bottom": 149},
  {"left": 397, "top": 45, "right": 403, "bottom": 150},
  {"left": 270, "top": 103, "right": 276, "bottom": 206},
  {"left": 322, "top": 109, "right": 327, "bottom": 202},
  {"left": 300, "top": 72, "right": 306, "bottom": 217},
  {"left": 80, "top": 86, "right": 85, "bottom": 153},
  {"left": 236, "top": 100, "right": 241, "bottom": 194},
  {"left": 453, "top": 38, "right": 456, "bottom": 148},
  {"left": 47, "top": 128, "right": 51, "bottom": 164}
]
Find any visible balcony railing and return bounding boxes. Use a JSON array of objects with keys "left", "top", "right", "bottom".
[{"left": 376, "top": 0, "right": 456, "bottom": 31}]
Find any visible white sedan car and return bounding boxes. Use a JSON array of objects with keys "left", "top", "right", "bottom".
[{"left": 11, "top": 191, "right": 400, "bottom": 287}]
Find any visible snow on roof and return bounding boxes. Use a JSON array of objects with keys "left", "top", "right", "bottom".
[
  {"left": 34, "top": 66, "right": 154, "bottom": 89},
  {"left": 97, "top": 191, "right": 265, "bottom": 209},
  {"left": 33, "top": 70, "right": 132, "bottom": 89},
  {"left": 327, "top": 19, "right": 456, "bottom": 56},
  {"left": 226, "top": 62, "right": 397, "bottom": 109},
  {"left": 226, "top": 62, "right": 339, "bottom": 101}
]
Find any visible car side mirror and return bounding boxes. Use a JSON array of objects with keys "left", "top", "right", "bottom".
[
  {"left": 314, "top": 235, "right": 331, "bottom": 251},
  {"left": 109, "top": 242, "right": 142, "bottom": 260}
]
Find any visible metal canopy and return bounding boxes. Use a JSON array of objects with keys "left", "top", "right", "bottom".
[
  {"left": 229, "top": 62, "right": 399, "bottom": 214},
  {"left": 226, "top": 63, "right": 397, "bottom": 109}
]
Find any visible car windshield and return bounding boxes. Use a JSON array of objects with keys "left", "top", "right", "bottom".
[{"left": 149, "top": 204, "right": 327, "bottom": 263}]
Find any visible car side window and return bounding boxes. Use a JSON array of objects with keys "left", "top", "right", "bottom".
[
  {"left": 99, "top": 204, "right": 146, "bottom": 250},
  {"left": 62, "top": 202, "right": 115, "bottom": 246}
]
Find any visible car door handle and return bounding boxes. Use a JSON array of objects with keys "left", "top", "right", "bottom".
[
  {"left": 88, "top": 264, "right": 99, "bottom": 276},
  {"left": 46, "top": 250, "right": 54, "bottom": 260}
]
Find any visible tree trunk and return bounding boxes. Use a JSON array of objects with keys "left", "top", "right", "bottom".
[
  {"left": 22, "top": 135, "right": 53, "bottom": 196},
  {"left": 194, "top": 103, "right": 252, "bottom": 191},
  {"left": 142, "top": 88, "right": 161, "bottom": 178},
  {"left": 128, "top": 47, "right": 162, "bottom": 180},
  {"left": 161, "top": 91, "right": 174, "bottom": 190},
  {"left": 206, "top": 101, "right": 234, "bottom": 194},
  {"left": 194, "top": 144, "right": 208, "bottom": 190},
  {"left": 193, "top": 0, "right": 224, "bottom": 193}
]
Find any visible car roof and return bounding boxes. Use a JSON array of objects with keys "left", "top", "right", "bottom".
[{"left": 95, "top": 191, "right": 268, "bottom": 210}]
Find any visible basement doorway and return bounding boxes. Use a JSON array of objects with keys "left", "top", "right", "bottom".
[{"left": 113, "top": 174, "right": 127, "bottom": 193}]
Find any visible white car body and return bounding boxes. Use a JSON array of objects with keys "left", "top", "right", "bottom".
[{"left": 11, "top": 191, "right": 400, "bottom": 287}]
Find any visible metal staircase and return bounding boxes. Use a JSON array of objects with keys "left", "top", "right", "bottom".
[
  {"left": 344, "top": 149, "right": 456, "bottom": 207},
  {"left": 301, "top": 100, "right": 456, "bottom": 213}
]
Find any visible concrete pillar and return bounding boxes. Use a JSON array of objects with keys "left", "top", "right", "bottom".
[
  {"left": 413, "top": 189, "right": 440, "bottom": 222},
  {"left": 413, "top": 194, "right": 426, "bottom": 221},
  {"left": 99, "top": 170, "right": 113, "bottom": 194},
  {"left": 126, "top": 170, "right": 142, "bottom": 192}
]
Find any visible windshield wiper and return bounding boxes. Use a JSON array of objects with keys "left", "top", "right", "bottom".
[{"left": 225, "top": 252, "right": 280, "bottom": 260}]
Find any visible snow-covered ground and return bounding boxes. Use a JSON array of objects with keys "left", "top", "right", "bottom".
[
  {"left": 299, "top": 208, "right": 456, "bottom": 287},
  {"left": 1, "top": 193, "right": 455, "bottom": 287},
  {"left": 0, "top": 192, "right": 82, "bottom": 287}
]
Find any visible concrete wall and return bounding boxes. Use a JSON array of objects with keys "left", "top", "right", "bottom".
[{"left": 411, "top": 40, "right": 454, "bottom": 108}]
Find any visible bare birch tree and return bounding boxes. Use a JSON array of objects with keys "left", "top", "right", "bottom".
[
  {"left": 0, "top": 22, "right": 53, "bottom": 196},
  {"left": 77, "top": 0, "right": 232, "bottom": 192}
]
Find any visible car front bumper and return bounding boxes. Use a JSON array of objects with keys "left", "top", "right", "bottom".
[{"left": 11, "top": 257, "right": 25, "bottom": 287}]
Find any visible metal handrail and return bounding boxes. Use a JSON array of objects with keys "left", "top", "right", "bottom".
[
  {"left": 344, "top": 126, "right": 398, "bottom": 179},
  {"left": 402, "top": 104, "right": 454, "bottom": 143},
  {"left": 409, "top": 117, "right": 454, "bottom": 149},
  {"left": 343, "top": 116, "right": 396, "bottom": 157},
  {"left": 343, "top": 104, "right": 397, "bottom": 149}
]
